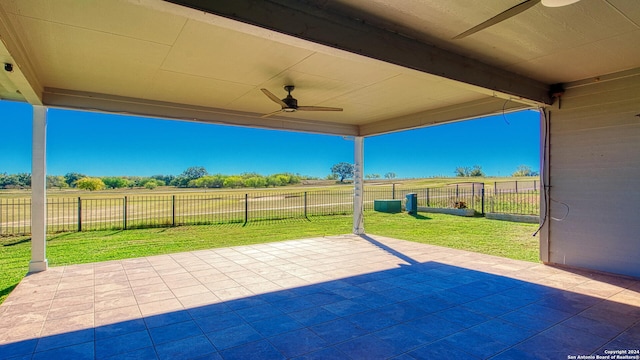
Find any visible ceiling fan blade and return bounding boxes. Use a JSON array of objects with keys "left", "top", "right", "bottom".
[
  {"left": 297, "top": 106, "right": 343, "bottom": 112},
  {"left": 260, "top": 88, "right": 287, "bottom": 107},
  {"left": 260, "top": 109, "right": 283, "bottom": 118},
  {"left": 453, "top": 0, "right": 541, "bottom": 40}
]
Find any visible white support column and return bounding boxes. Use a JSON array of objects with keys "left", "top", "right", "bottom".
[
  {"left": 30, "top": 105, "right": 48, "bottom": 272},
  {"left": 353, "top": 136, "right": 364, "bottom": 235}
]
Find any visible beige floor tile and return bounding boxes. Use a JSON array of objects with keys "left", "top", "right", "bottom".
[
  {"left": 138, "top": 298, "right": 183, "bottom": 317},
  {"left": 134, "top": 290, "right": 176, "bottom": 305},
  {"left": 163, "top": 277, "right": 202, "bottom": 289},
  {"left": 94, "top": 281, "right": 131, "bottom": 295},
  {"left": 203, "top": 279, "right": 241, "bottom": 291},
  {"left": 212, "top": 286, "right": 254, "bottom": 301},
  {"left": 170, "top": 284, "right": 210, "bottom": 298},
  {"left": 41, "top": 313, "right": 94, "bottom": 336},
  {"left": 0, "top": 322, "right": 43, "bottom": 343},
  {"left": 47, "top": 302, "right": 94, "bottom": 320},
  {"left": 94, "top": 305, "right": 141, "bottom": 326},
  {"left": 128, "top": 276, "right": 164, "bottom": 287},
  {"left": 94, "top": 288, "right": 134, "bottom": 301},
  {"left": 177, "top": 292, "right": 221, "bottom": 308},
  {"left": 94, "top": 295, "right": 138, "bottom": 312}
]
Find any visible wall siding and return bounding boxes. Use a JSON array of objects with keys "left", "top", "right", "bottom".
[{"left": 546, "top": 72, "right": 640, "bottom": 278}]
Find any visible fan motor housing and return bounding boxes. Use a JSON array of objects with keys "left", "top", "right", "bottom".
[{"left": 282, "top": 95, "right": 297, "bottom": 109}]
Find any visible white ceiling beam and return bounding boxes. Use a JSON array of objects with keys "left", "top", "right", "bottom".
[
  {"left": 0, "top": 5, "right": 42, "bottom": 105},
  {"left": 166, "top": 0, "right": 553, "bottom": 105},
  {"left": 42, "top": 88, "right": 359, "bottom": 136}
]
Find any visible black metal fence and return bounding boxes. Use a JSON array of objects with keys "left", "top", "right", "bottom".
[{"left": 0, "top": 181, "right": 539, "bottom": 236}]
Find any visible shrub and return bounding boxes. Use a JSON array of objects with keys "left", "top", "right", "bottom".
[{"left": 144, "top": 180, "right": 158, "bottom": 190}]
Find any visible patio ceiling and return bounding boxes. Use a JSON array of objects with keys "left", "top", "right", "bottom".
[{"left": 0, "top": 0, "right": 638, "bottom": 136}]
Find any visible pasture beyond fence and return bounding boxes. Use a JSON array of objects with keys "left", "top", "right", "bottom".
[{"left": 0, "top": 181, "right": 539, "bottom": 236}]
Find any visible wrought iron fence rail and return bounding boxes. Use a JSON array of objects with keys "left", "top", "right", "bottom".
[{"left": 0, "top": 182, "right": 540, "bottom": 236}]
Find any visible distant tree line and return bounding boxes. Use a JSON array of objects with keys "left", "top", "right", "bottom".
[
  {"left": 0, "top": 173, "right": 31, "bottom": 189},
  {"left": 454, "top": 165, "right": 485, "bottom": 177},
  {"left": 0, "top": 166, "right": 313, "bottom": 190},
  {"left": 511, "top": 165, "right": 539, "bottom": 177},
  {"left": 454, "top": 164, "right": 539, "bottom": 177}
]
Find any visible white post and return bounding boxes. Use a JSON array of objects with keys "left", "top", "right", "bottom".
[
  {"left": 353, "top": 136, "right": 364, "bottom": 234},
  {"left": 30, "top": 105, "right": 48, "bottom": 272}
]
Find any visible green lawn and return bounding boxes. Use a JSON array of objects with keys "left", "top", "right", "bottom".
[{"left": 0, "top": 212, "right": 539, "bottom": 304}]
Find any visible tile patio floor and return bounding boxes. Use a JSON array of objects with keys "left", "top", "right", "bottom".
[{"left": 1, "top": 234, "right": 639, "bottom": 359}]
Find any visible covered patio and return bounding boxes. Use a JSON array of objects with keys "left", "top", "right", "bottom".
[
  {"left": 1, "top": 234, "right": 639, "bottom": 359},
  {"left": 1, "top": 0, "right": 639, "bottom": 358}
]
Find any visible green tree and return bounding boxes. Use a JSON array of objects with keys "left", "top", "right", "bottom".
[
  {"left": 102, "top": 177, "right": 129, "bottom": 189},
  {"left": 244, "top": 176, "right": 267, "bottom": 188},
  {"left": 125, "top": 176, "right": 143, "bottom": 187},
  {"left": 284, "top": 173, "right": 301, "bottom": 184},
  {"left": 170, "top": 176, "right": 189, "bottom": 188},
  {"left": 181, "top": 166, "right": 208, "bottom": 181},
  {"left": 454, "top": 166, "right": 470, "bottom": 177},
  {"left": 0, "top": 173, "right": 15, "bottom": 188},
  {"left": 330, "top": 162, "right": 354, "bottom": 182},
  {"left": 223, "top": 176, "right": 244, "bottom": 188},
  {"left": 64, "top": 172, "right": 86, "bottom": 188},
  {"left": 0, "top": 173, "right": 30, "bottom": 188},
  {"left": 16, "top": 173, "right": 31, "bottom": 187},
  {"left": 266, "top": 175, "right": 282, "bottom": 187},
  {"left": 470, "top": 165, "right": 485, "bottom": 177},
  {"left": 366, "top": 174, "right": 381, "bottom": 179},
  {"left": 512, "top": 165, "right": 537, "bottom": 177},
  {"left": 193, "top": 174, "right": 226, "bottom": 188},
  {"left": 139, "top": 177, "right": 163, "bottom": 188},
  {"left": 47, "top": 175, "right": 68, "bottom": 189},
  {"left": 75, "top": 177, "right": 105, "bottom": 191},
  {"left": 384, "top": 172, "right": 396, "bottom": 180},
  {"left": 151, "top": 174, "right": 175, "bottom": 185}
]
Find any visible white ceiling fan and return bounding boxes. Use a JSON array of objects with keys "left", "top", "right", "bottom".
[{"left": 453, "top": 0, "right": 582, "bottom": 40}]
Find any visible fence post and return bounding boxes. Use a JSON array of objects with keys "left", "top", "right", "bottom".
[
  {"left": 472, "top": 183, "right": 475, "bottom": 209},
  {"left": 304, "top": 192, "right": 308, "bottom": 219},
  {"left": 426, "top": 188, "right": 430, "bottom": 207},
  {"left": 491, "top": 191, "right": 495, "bottom": 213},
  {"left": 481, "top": 188, "right": 485, "bottom": 215},
  {"left": 77, "top": 197, "right": 82, "bottom": 232},
  {"left": 456, "top": 184, "right": 459, "bottom": 198},
  {"left": 534, "top": 180, "right": 537, "bottom": 191},
  {"left": 244, "top": 193, "right": 248, "bottom": 225},
  {"left": 392, "top": 183, "right": 395, "bottom": 199},
  {"left": 515, "top": 181, "right": 518, "bottom": 193},
  {"left": 172, "top": 195, "right": 176, "bottom": 227},
  {"left": 123, "top": 196, "right": 128, "bottom": 230}
]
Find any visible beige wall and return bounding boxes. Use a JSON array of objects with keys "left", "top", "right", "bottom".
[{"left": 541, "top": 71, "right": 640, "bottom": 278}]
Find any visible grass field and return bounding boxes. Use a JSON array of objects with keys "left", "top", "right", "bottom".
[{"left": 0, "top": 211, "right": 539, "bottom": 305}]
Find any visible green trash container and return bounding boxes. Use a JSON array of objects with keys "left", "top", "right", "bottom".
[{"left": 405, "top": 193, "right": 417, "bottom": 214}]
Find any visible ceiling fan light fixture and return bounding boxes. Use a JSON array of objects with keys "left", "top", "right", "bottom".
[{"left": 541, "top": 0, "right": 581, "bottom": 7}]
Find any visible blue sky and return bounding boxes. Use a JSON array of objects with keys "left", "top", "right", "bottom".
[{"left": 0, "top": 100, "right": 540, "bottom": 178}]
